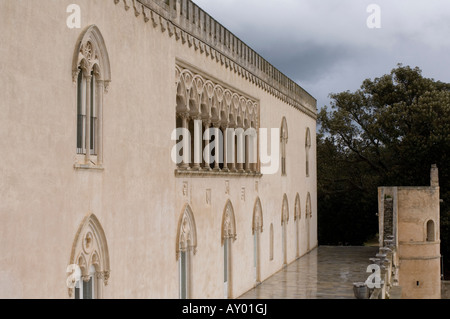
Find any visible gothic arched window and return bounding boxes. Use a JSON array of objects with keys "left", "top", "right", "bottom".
[
  {"left": 176, "top": 204, "right": 198, "bottom": 299},
  {"left": 68, "top": 213, "right": 110, "bottom": 299},
  {"left": 73, "top": 25, "right": 111, "bottom": 168}
]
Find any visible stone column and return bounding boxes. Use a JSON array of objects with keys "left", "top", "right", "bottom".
[
  {"left": 252, "top": 127, "right": 258, "bottom": 173},
  {"left": 97, "top": 80, "right": 104, "bottom": 165},
  {"left": 180, "top": 113, "right": 190, "bottom": 170},
  {"left": 229, "top": 126, "right": 236, "bottom": 172},
  {"left": 237, "top": 128, "right": 245, "bottom": 173},
  {"left": 244, "top": 126, "right": 251, "bottom": 173},
  {"left": 222, "top": 124, "right": 229, "bottom": 172},
  {"left": 213, "top": 122, "right": 221, "bottom": 171},
  {"left": 191, "top": 117, "right": 202, "bottom": 170},
  {"left": 203, "top": 120, "right": 212, "bottom": 171}
]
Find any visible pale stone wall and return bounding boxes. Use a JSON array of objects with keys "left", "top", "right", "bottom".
[
  {"left": 378, "top": 168, "right": 441, "bottom": 299},
  {"left": 397, "top": 187, "right": 441, "bottom": 299},
  {"left": 441, "top": 281, "right": 450, "bottom": 299},
  {"left": 0, "top": 0, "right": 317, "bottom": 299}
]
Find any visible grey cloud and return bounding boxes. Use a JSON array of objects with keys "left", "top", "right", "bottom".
[{"left": 193, "top": 0, "right": 450, "bottom": 110}]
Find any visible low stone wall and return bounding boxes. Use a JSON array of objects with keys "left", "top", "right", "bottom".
[{"left": 441, "top": 281, "right": 450, "bottom": 299}]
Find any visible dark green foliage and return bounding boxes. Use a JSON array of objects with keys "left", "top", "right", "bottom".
[{"left": 318, "top": 64, "right": 450, "bottom": 275}]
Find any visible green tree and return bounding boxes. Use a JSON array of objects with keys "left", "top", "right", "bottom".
[{"left": 318, "top": 64, "right": 450, "bottom": 275}]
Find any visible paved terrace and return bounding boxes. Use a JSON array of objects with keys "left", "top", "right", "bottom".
[{"left": 239, "top": 246, "right": 379, "bottom": 299}]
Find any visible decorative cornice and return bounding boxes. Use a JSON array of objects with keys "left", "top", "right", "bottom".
[{"left": 113, "top": 0, "right": 317, "bottom": 120}]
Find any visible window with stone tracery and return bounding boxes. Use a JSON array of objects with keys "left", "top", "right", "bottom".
[
  {"left": 175, "top": 64, "right": 259, "bottom": 176},
  {"left": 73, "top": 25, "right": 111, "bottom": 168},
  {"left": 176, "top": 204, "right": 197, "bottom": 299},
  {"left": 68, "top": 213, "right": 110, "bottom": 299}
]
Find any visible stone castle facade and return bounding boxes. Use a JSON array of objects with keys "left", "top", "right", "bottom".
[
  {"left": 0, "top": 0, "right": 317, "bottom": 298},
  {"left": 368, "top": 165, "right": 441, "bottom": 299}
]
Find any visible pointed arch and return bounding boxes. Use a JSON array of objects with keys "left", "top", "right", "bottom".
[
  {"left": 222, "top": 200, "right": 237, "bottom": 245},
  {"left": 252, "top": 197, "right": 263, "bottom": 235},
  {"left": 305, "top": 127, "right": 311, "bottom": 146},
  {"left": 72, "top": 25, "right": 111, "bottom": 88},
  {"left": 68, "top": 213, "right": 110, "bottom": 298},
  {"left": 73, "top": 25, "right": 110, "bottom": 162},
  {"left": 305, "top": 127, "right": 311, "bottom": 177},
  {"left": 281, "top": 117, "right": 289, "bottom": 142},
  {"left": 306, "top": 193, "right": 312, "bottom": 218},
  {"left": 281, "top": 194, "right": 289, "bottom": 225},
  {"left": 176, "top": 78, "right": 188, "bottom": 113},
  {"left": 176, "top": 204, "right": 198, "bottom": 260},
  {"left": 294, "top": 193, "right": 301, "bottom": 221},
  {"left": 306, "top": 192, "right": 312, "bottom": 251}
]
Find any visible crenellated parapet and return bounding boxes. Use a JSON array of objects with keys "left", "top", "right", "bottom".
[{"left": 113, "top": 0, "right": 317, "bottom": 119}]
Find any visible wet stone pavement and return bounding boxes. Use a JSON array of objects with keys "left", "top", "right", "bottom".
[{"left": 239, "top": 245, "right": 379, "bottom": 299}]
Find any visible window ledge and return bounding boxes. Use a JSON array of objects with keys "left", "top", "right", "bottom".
[
  {"left": 175, "top": 168, "right": 262, "bottom": 178},
  {"left": 398, "top": 240, "right": 441, "bottom": 245},
  {"left": 74, "top": 163, "right": 104, "bottom": 171}
]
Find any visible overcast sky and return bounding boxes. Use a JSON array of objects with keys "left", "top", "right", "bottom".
[{"left": 192, "top": 0, "right": 450, "bottom": 110}]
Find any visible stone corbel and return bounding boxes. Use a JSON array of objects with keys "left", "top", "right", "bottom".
[
  {"left": 133, "top": 0, "right": 142, "bottom": 17},
  {"left": 72, "top": 68, "right": 80, "bottom": 85},
  {"left": 151, "top": 11, "right": 160, "bottom": 28},
  {"left": 167, "top": 21, "right": 174, "bottom": 37},
  {"left": 117, "top": 0, "right": 130, "bottom": 11},
  {"left": 181, "top": 31, "right": 187, "bottom": 44},
  {"left": 175, "top": 27, "right": 181, "bottom": 41},
  {"left": 142, "top": 5, "right": 150, "bottom": 23},
  {"left": 68, "top": 287, "right": 74, "bottom": 298},
  {"left": 160, "top": 16, "right": 167, "bottom": 33},
  {"left": 194, "top": 38, "right": 199, "bottom": 51},
  {"left": 103, "top": 271, "right": 111, "bottom": 286},
  {"left": 104, "top": 80, "right": 111, "bottom": 93}
]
